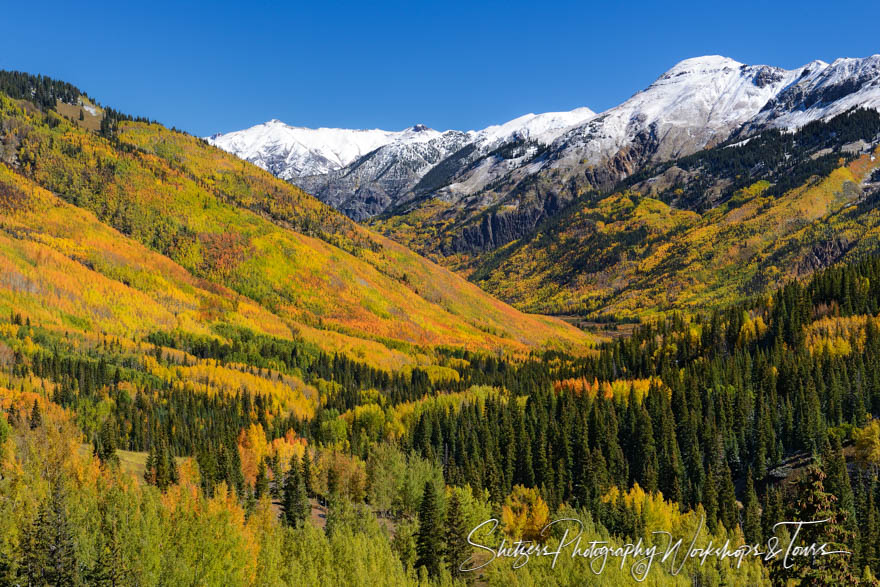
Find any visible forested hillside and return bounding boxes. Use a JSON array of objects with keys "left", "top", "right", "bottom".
[
  {"left": 0, "top": 70, "right": 589, "bottom": 372},
  {"left": 4, "top": 229, "right": 880, "bottom": 583},
  {"left": 2, "top": 70, "right": 880, "bottom": 585},
  {"left": 460, "top": 109, "right": 880, "bottom": 320}
]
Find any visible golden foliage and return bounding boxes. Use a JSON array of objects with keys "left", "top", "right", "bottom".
[{"left": 501, "top": 485, "right": 550, "bottom": 542}]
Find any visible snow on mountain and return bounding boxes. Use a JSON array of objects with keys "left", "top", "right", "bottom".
[
  {"left": 296, "top": 129, "right": 473, "bottom": 220},
  {"left": 208, "top": 54, "right": 880, "bottom": 222},
  {"left": 545, "top": 56, "right": 807, "bottom": 173},
  {"left": 744, "top": 55, "right": 880, "bottom": 131},
  {"left": 207, "top": 120, "right": 442, "bottom": 179},
  {"left": 471, "top": 107, "right": 597, "bottom": 147},
  {"left": 207, "top": 107, "right": 597, "bottom": 219}
]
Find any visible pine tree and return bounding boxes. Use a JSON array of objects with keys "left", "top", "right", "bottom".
[
  {"left": 268, "top": 454, "right": 281, "bottom": 499},
  {"left": 415, "top": 481, "right": 443, "bottom": 577},
  {"left": 718, "top": 463, "right": 738, "bottom": 531},
  {"left": 87, "top": 504, "right": 130, "bottom": 585},
  {"left": 281, "top": 455, "right": 309, "bottom": 528},
  {"left": 742, "top": 469, "right": 762, "bottom": 543},
  {"left": 29, "top": 399, "right": 42, "bottom": 430},
  {"left": 18, "top": 483, "right": 80, "bottom": 585},
  {"left": 444, "top": 492, "right": 470, "bottom": 578},
  {"left": 255, "top": 458, "right": 269, "bottom": 500},
  {"left": 143, "top": 446, "right": 155, "bottom": 486},
  {"left": 772, "top": 465, "right": 859, "bottom": 585},
  {"left": 855, "top": 476, "right": 878, "bottom": 573},
  {"left": 302, "top": 450, "right": 313, "bottom": 497},
  {"left": 762, "top": 484, "right": 784, "bottom": 544},
  {"left": 703, "top": 464, "right": 719, "bottom": 533},
  {"left": 824, "top": 437, "right": 856, "bottom": 524},
  {"left": 95, "top": 418, "right": 119, "bottom": 467},
  {"left": 144, "top": 435, "right": 178, "bottom": 491}
]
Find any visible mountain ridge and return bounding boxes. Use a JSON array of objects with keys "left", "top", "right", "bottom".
[
  {"left": 0, "top": 74, "right": 592, "bottom": 376},
  {"left": 208, "top": 107, "right": 598, "bottom": 219},
  {"left": 209, "top": 54, "right": 880, "bottom": 232}
]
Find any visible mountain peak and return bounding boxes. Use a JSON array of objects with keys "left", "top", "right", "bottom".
[
  {"left": 663, "top": 55, "right": 744, "bottom": 75},
  {"left": 210, "top": 53, "right": 880, "bottom": 225}
]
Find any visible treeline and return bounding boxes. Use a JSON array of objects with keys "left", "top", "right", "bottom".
[
  {"left": 0, "top": 70, "right": 83, "bottom": 110},
  {"left": 0, "top": 69, "right": 154, "bottom": 139}
]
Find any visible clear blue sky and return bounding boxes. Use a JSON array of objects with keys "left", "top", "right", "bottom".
[{"left": 2, "top": 0, "right": 878, "bottom": 136}]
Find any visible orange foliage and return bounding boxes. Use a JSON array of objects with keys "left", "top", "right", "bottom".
[{"left": 553, "top": 376, "right": 663, "bottom": 403}]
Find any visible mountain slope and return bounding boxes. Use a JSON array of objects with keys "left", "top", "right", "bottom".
[
  {"left": 371, "top": 56, "right": 880, "bottom": 262},
  {"left": 0, "top": 79, "right": 591, "bottom": 373},
  {"left": 469, "top": 109, "right": 880, "bottom": 319},
  {"left": 208, "top": 108, "right": 597, "bottom": 220}
]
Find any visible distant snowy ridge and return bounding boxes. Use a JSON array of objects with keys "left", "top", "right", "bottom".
[
  {"left": 207, "top": 107, "right": 597, "bottom": 177},
  {"left": 207, "top": 107, "right": 597, "bottom": 219},
  {"left": 208, "top": 54, "right": 880, "bottom": 221},
  {"left": 207, "top": 121, "right": 445, "bottom": 178}
]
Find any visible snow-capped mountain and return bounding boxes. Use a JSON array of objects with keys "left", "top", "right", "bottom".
[
  {"left": 472, "top": 107, "right": 598, "bottom": 148},
  {"left": 208, "top": 108, "right": 597, "bottom": 219},
  {"left": 742, "top": 55, "right": 880, "bottom": 132},
  {"left": 544, "top": 57, "right": 804, "bottom": 174},
  {"left": 536, "top": 54, "right": 880, "bottom": 189},
  {"left": 294, "top": 129, "right": 473, "bottom": 219},
  {"left": 207, "top": 121, "right": 446, "bottom": 179},
  {"left": 208, "top": 54, "right": 880, "bottom": 224}
]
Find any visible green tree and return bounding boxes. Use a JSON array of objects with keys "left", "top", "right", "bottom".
[
  {"left": 742, "top": 469, "right": 762, "bottom": 543},
  {"left": 445, "top": 492, "right": 470, "bottom": 578},
  {"left": 255, "top": 458, "right": 269, "bottom": 500},
  {"left": 302, "top": 450, "right": 313, "bottom": 497},
  {"left": 95, "top": 418, "right": 119, "bottom": 467},
  {"left": 29, "top": 400, "right": 41, "bottom": 430},
  {"left": 282, "top": 455, "right": 309, "bottom": 528},
  {"left": 415, "top": 481, "right": 443, "bottom": 577},
  {"left": 17, "top": 483, "right": 80, "bottom": 586},
  {"left": 718, "top": 463, "right": 737, "bottom": 531},
  {"left": 702, "top": 464, "right": 718, "bottom": 533},
  {"left": 772, "top": 465, "right": 858, "bottom": 585}
]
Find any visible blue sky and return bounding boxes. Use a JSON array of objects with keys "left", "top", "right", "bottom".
[{"left": 2, "top": 1, "right": 878, "bottom": 136}]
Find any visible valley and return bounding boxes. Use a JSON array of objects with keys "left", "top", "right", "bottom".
[{"left": 2, "top": 55, "right": 880, "bottom": 585}]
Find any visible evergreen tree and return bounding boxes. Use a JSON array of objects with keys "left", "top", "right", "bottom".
[
  {"left": 702, "top": 464, "right": 719, "bottom": 533},
  {"left": 255, "top": 458, "right": 269, "bottom": 500},
  {"left": 444, "top": 492, "right": 470, "bottom": 578},
  {"left": 415, "top": 481, "right": 443, "bottom": 577},
  {"left": 762, "top": 484, "right": 784, "bottom": 544},
  {"left": 326, "top": 466, "right": 340, "bottom": 500},
  {"left": 742, "top": 469, "right": 762, "bottom": 543},
  {"left": 824, "top": 437, "right": 856, "bottom": 524},
  {"left": 29, "top": 399, "right": 42, "bottom": 430},
  {"left": 268, "top": 454, "right": 282, "bottom": 499},
  {"left": 281, "top": 455, "right": 309, "bottom": 528},
  {"left": 86, "top": 503, "right": 130, "bottom": 586},
  {"left": 144, "top": 434, "right": 178, "bottom": 491},
  {"left": 302, "top": 450, "right": 313, "bottom": 497},
  {"left": 17, "top": 483, "right": 80, "bottom": 586},
  {"left": 772, "top": 465, "right": 859, "bottom": 585},
  {"left": 95, "top": 417, "right": 119, "bottom": 467},
  {"left": 718, "top": 463, "right": 738, "bottom": 531}
]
